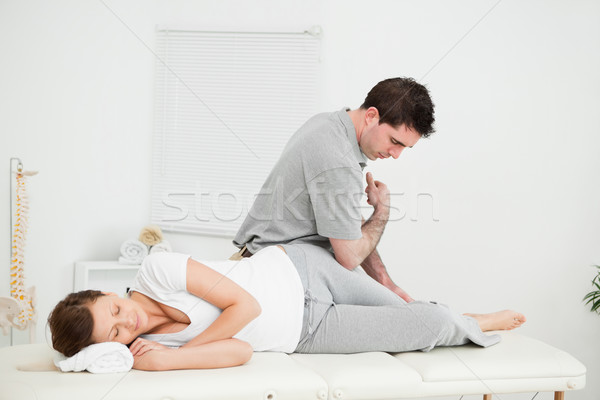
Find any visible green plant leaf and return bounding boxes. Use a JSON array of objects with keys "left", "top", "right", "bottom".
[
  {"left": 583, "top": 293, "right": 597, "bottom": 303},
  {"left": 584, "top": 265, "right": 600, "bottom": 314}
]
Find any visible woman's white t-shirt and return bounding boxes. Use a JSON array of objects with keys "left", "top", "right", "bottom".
[{"left": 129, "top": 246, "right": 304, "bottom": 353}]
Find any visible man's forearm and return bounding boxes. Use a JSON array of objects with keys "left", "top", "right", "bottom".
[
  {"left": 360, "top": 248, "right": 390, "bottom": 284},
  {"left": 361, "top": 207, "right": 388, "bottom": 246},
  {"left": 330, "top": 172, "right": 391, "bottom": 269},
  {"left": 354, "top": 208, "right": 388, "bottom": 261},
  {"left": 330, "top": 206, "right": 389, "bottom": 269}
]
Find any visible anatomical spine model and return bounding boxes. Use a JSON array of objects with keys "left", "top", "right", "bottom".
[{"left": 1, "top": 167, "right": 37, "bottom": 342}]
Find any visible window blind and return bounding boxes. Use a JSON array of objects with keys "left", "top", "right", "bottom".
[{"left": 151, "top": 28, "right": 321, "bottom": 237}]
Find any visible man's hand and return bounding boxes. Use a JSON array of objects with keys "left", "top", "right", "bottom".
[
  {"left": 361, "top": 248, "right": 415, "bottom": 303},
  {"left": 389, "top": 284, "right": 415, "bottom": 303},
  {"left": 378, "top": 268, "right": 415, "bottom": 303},
  {"left": 365, "top": 172, "right": 390, "bottom": 212}
]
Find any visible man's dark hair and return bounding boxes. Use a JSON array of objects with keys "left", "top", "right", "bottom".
[
  {"left": 361, "top": 77, "right": 435, "bottom": 137},
  {"left": 47, "top": 290, "right": 105, "bottom": 357}
]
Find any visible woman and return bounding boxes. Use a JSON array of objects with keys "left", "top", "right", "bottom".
[{"left": 48, "top": 244, "right": 526, "bottom": 371}]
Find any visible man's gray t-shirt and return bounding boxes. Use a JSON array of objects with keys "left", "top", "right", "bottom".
[{"left": 234, "top": 109, "right": 368, "bottom": 253}]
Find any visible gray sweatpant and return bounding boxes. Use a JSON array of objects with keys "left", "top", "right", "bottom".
[{"left": 282, "top": 244, "right": 500, "bottom": 354}]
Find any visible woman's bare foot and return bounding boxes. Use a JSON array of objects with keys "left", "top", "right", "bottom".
[{"left": 464, "top": 310, "right": 526, "bottom": 332}]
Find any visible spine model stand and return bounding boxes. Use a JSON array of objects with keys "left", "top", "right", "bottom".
[{"left": 0, "top": 158, "right": 37, "bottom": 343}]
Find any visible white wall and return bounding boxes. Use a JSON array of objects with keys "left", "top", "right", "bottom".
[{"left": 1, "top": 1, "right": 598, "bottom": 399}]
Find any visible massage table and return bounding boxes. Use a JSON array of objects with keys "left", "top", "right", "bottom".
[{"left": 0, "top": 331, "right": 585, "bottom": 400}]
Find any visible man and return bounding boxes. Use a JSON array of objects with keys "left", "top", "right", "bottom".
[{"left": 233, "top": 77, "right": 435, "bottom": 303}]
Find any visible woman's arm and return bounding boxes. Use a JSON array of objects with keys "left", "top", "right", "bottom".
[
  {"left": 133, "top": 339, "right": 253, "bottom": 371},
  {"left": 182, "top": 258, "right": 261, "bottom": 348}
]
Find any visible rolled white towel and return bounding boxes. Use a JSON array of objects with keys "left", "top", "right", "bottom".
[
  {"left": 150, "top": 240, "right": 172, "bottom": 254},
  {"left": 54, "top": 342, "right": 133, "bottom": 373},
  {"left": 119, "top": 239, "right": 148, "bottom": 265}
]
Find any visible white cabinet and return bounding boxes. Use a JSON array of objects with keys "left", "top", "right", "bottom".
[{"left": 74, "top": 261, "right": 140, "bottom": 297}]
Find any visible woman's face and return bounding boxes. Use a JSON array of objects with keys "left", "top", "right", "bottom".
[{"left": 88, "top": 294, "right": 145, "bottom": 345}]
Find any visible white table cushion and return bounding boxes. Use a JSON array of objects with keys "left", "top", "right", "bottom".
[
  {"left": 0, "top": 344, "right": 328, "bottom": 400},
  {"left": 394, "top": 331, "right": 586, "bottom": 396},
  {"left": 291, "top": 352, "right": 422, "bottom": 400},
  {"left": 0, "top": 332, "right": 586, "bottom": 400},
  {"left": 292, "top": 332, "right": 586, "bottom": 399}
]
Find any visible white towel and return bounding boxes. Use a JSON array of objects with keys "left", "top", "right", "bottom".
[
  {"left": 150, "top": 240, "right": 172, "bottom": 254},
  {"left": 54, "top": 342, "right": 133, "bottom": 373},
  {"left": 119, "top": 239, "right": 148, "bottom": 265}
]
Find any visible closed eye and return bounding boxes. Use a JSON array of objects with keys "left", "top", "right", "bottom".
[
  {"left": 110, "top": 304, "right": 121, "bottom": 340},
  {"left": 391, "top": 137, "right": 412, "bottom": 148},
  {"left": 115, "top": 307, "right": 120, "bottom": 337}
]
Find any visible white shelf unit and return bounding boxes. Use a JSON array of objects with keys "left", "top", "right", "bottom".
[{"left": 74, "top": 261, "right": 140, "bottom": 298}]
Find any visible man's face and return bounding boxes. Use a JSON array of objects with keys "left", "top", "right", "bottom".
[{"left": 359, "top": 119, "right": 421, "bottom": 161}]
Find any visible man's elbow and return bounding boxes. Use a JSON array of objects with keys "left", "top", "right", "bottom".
[
  {"left": 334, "top": 253, "right": 360, "bottom": 270},
  {"left": 330, "top": 238, "right": 366, "bottom": 270}
]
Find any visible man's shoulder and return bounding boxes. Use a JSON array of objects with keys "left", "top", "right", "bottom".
[
  {"left": 293, "top": 110, "right": 349, "bottom": 144},
  {"left": 287, "top": 110, "right": 357, "bottom": 166}
]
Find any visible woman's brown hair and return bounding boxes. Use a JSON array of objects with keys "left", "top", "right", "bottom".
[{"left": 47, "top": 290, "right": 105, "bottom": 357}]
